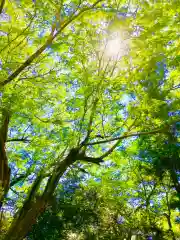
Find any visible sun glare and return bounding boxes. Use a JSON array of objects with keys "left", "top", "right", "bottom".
[{"left": 104, "top": 31, "right": 129, "bottom": 59}]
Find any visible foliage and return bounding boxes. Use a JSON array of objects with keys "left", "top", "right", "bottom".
[
  {"left": 28, "top": 163, "right": 180, "bottom": 240},
  {"left": 0, "top": 0, "right": 179, "bottom": 240}
]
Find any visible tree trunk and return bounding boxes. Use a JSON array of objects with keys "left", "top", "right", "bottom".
[
  {"left": 3, "top": 148, "right": 77, "bottom": 240},
  {"left": 3, "top": 198, "right": 47, "bottom": 240},
  {"left": 0, "top": 112, "right": 10, "bottom": 207},
  {"left": 3, "top": 147, "right": 102, "bottom": 240}
]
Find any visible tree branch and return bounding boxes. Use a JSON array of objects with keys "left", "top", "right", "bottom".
[
  {"left": 79, "top": 156, "right": 103, "bottom": 165},
  {"left": 0, "top": 11, "right": 36, "bottom": 54},
  {"left": 10, "top": 187, "right": 21, "bottom": 196},
  {"left": 0, "top": 0, "right": 5, "bottom": 15},
  {"left": 80, "top": 97, "right": 99, "bottom": 147},
  {"left": 0, "top": 38, "right": 53, "bottom": 87},
  {"left": 10, "top": 174, "right": 28, "bottom": 187},
  {"left": 100, "top": 138, "right": 122, "bottom": 159},
  {"left": 135, "top": 182, "right": 157, "bottom": 213},
  {"left": 0, "top": 0, "right": 103, "bottom": 87},
  {"left": 85, "top": 128, "right": 164, "bottom": 146},
  {"left": 95, "top": 118, "right": 180, "bottom": 159},
  {"left": 7, "top": 138, "right": 30, "bottom": 143},
  {"left": 76, "top": 151, "right": 103, "bottom": 165}
]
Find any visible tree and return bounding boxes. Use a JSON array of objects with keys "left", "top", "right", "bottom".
[
  {"left": 28, "top": 158, "right": 179, "bottom": 240},
  {"left": 0, "top": 0, "right": 179, "bottom": 239}
]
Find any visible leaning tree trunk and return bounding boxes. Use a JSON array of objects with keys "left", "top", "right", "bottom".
[
  {"left": 3, "top": 148, "right": 78, "bottom": 240},
  {"left": 3, "top": 146, "right": 103, "bottom": 240}
]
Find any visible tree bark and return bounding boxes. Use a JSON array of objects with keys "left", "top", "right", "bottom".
[
  {"left": 0, "top": 121, "right": 105, "bottom": 240},
  {"left": 3, "top": 148, "right": 77, "bottom": 240},
  {"left": 3, "top": 147, "right": 102, "bottom": 240},
  {"left": 0, "top": 111, "right": 10, "bottom": 207},
  {"left": 0, "top": 0, "right": 5, "bottom": 14}
]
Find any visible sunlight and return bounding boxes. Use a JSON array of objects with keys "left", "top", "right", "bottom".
[{"left": 104, "top": 31, "right": 129, "bottom": 59}]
